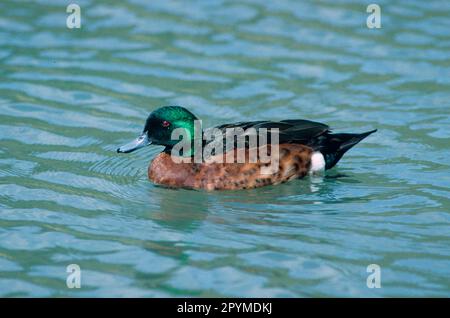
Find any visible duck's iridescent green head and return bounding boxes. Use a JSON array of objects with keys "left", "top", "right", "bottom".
[{"left": 117, "top": 106, "right": 198, "bottom": 153}]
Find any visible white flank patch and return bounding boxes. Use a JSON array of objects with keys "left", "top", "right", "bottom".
[{"left": 310, "top": 152, "right": 325, "bottom": 173}]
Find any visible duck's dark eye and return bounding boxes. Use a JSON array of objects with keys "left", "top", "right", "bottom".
[{"left": 161, "top": 120, "right": 170, "bottom": 128}]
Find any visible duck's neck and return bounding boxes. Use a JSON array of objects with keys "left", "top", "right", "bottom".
[{"left": 163, "top": 134, "right": 203, "bottom": 158}]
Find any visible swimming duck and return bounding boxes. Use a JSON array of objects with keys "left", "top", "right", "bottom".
[{"left": 117, "top": 106, "right": 376, "bottom": 190}]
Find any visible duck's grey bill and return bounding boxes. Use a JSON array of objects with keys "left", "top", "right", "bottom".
[{"left": 117, "top": 134, "right": 151, "bottom": 153}]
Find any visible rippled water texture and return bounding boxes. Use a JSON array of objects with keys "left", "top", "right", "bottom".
[{"left": 0, "top": 0, "right": 449, "bottom": 297}]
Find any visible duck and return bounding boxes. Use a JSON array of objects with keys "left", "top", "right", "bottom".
[{"left": 117, "top": 106, "right": 376, "bottom": 190}]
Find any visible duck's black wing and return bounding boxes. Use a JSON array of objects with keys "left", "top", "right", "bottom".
[
  {"left": 206, "top": 119, "right": 376, "bottom": 171},
  {"left": 210, "top": 119, "right": 330, "bottom": 145}
]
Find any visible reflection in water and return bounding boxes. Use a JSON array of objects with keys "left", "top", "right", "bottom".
[
  {"left": 0, "top": 0, "right": 449, "bottom": 297},
  {"left": 148, "top": 188, "right": 209, "bottom": 231}
]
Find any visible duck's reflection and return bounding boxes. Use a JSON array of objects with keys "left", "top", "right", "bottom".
[
  {"left": 146, "top": 186, "right": 210, "bottom": 231},
  {"left": 144, "top": 170, "right": 355, "bottom": 231},
  {"left": 214, "top": 173, "right": 347, "bottom": 206}
]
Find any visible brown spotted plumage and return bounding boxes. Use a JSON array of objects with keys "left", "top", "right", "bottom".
[{"left": 148, "top": 144, "right": 313, "bottom": 190}]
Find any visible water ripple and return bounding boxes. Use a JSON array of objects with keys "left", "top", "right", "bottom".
[{"left": 0, "top": 0, "right": 449, "bottom": 297}]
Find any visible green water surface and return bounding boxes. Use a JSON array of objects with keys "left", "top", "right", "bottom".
[{"left": 0, "top": 0, "right": 449, "bottom": 297}]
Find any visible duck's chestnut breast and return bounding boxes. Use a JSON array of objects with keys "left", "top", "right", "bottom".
[{"left": 148, "top": 144, "right": 313, "bottom": 190}]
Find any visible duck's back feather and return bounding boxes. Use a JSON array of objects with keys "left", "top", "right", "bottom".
[
  {"left": 211, "top": 120, "right": 376, "bottom": 170},
  {"left": 211, "top": 119, "right": 330, "bottom": 146}
]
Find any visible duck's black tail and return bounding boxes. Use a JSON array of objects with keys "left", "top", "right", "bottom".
[{"left": 312, "top": 129, "right": 377, "bottom": 170}]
